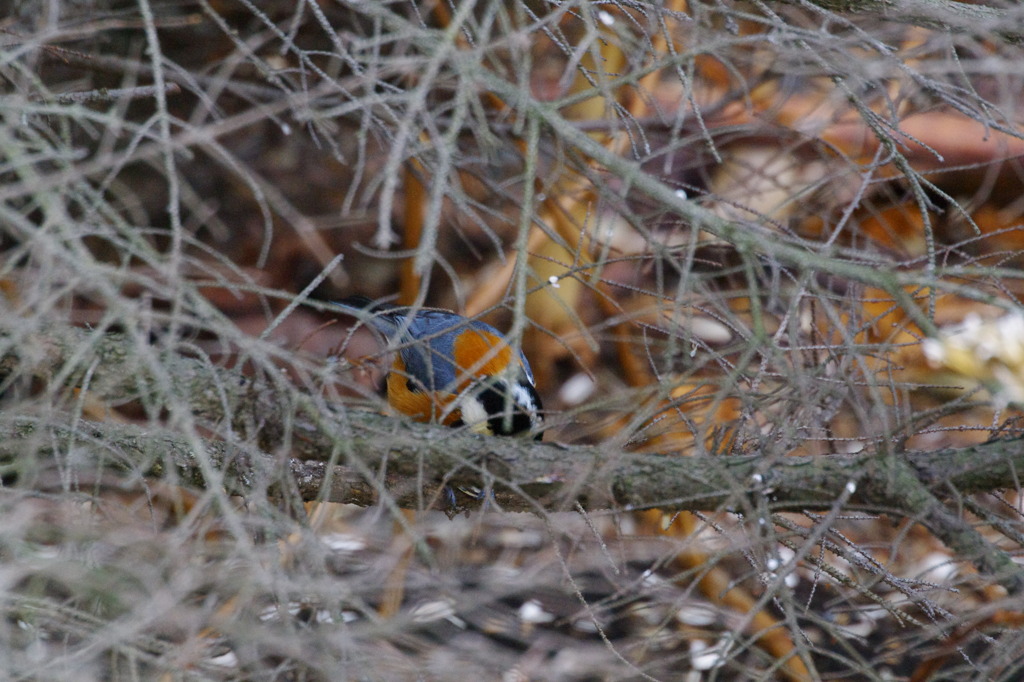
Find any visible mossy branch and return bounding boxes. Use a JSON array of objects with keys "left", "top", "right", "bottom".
[{"left": 4, "top": 325, "right": 1024, "bottom": 592}]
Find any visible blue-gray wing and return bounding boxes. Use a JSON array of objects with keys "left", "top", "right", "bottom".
[{"left": 338, "top": 303, "right": 534, "bottom": 391}]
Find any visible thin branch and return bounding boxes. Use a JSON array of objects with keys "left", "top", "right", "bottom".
[
  {"left": 30, "top": 82, "right": 182, "bottom": 104},
  {"left": 785, "top": 0, "right": 1022, "bottom": 43}
]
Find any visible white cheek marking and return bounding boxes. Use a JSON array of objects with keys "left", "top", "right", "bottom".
[{"left": 455, "top": 395, "right": 490, "bottom": 433}]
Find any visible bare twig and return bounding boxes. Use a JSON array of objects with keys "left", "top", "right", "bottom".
[{"left": 31, "top": 82, "right": 182, "bottom": 104}]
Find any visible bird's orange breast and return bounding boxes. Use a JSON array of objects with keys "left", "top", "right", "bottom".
[{"left": 385, "top": 355, "right": 463, "bottom": 426}]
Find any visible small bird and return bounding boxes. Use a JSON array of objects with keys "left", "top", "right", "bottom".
[{"left": 336, "top": 297, "right": 543, "bottom": 440}]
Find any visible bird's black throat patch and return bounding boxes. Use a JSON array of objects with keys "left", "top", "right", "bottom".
[{"left": 477, "top": 382, "right": 542, "bottom": 438}]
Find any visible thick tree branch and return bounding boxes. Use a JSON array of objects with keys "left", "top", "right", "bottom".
[
  {"left": 6, "top": 412, "right": 1024, "bottom": 510},
  {"left": 4, "top": 325, "right": 1024, "bottom": 592}
]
